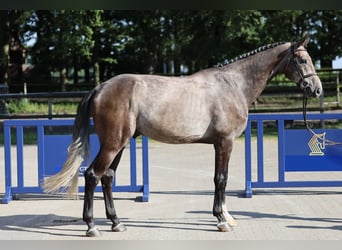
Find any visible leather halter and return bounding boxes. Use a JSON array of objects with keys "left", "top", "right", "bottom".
[
  {"left": 267, "top": 46, "right": 317, "bottom": 83},
  {"left": 288, "top": 48, "right": 318, "bottom": 87}
]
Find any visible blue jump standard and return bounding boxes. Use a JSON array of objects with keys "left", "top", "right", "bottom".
[
  {"left": 2, "top": 119, "right": 149, "bottom": 204},
  {"left": 244, "top": 113, "right": 342, "bottom": 198}
]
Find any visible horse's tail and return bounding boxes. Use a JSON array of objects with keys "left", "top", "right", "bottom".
[{"left": 42, "top": 89, "right": 96, "bottom": 198}]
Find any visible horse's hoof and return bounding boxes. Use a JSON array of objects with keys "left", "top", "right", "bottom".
[
  {"left": 217, "top": 222, "right": 233, "bottom": 232},
  {"left": 227, "top": 217, "right": 238, "bottom": 227},
  {"left": 112, "top": 223, "right": 127, "bottom": 232},
  {"left": 223, "top": 211, "right": 238, "bottom": 227},
  {"left": 86, "top": 227, "right": 102, "bottom": 237}
]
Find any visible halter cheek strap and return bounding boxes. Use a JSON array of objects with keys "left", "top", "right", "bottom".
[
  {"left": 290, "top": 48, "right": 318, "bottom": 87},
  {"left": 292, "top": 56, "right": 317, "bottom": 87}
]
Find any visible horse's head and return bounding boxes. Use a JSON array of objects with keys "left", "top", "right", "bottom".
[{"left": 283, "top": 37, "right": 323, "bottom": 98}]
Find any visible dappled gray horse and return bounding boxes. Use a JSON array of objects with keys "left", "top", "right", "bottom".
[{"left": 43, "top": 38, "right": 322, "bottom": 236}]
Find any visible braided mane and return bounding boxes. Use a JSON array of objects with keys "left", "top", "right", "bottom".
[{"left": 215, "top": 41, "right": 287, "bottom": 67}]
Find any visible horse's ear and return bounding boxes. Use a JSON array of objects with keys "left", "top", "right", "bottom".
[
  {"left": 297, "top": 35, "right": 309, "bottom": 48},
  {"left": 302, "top": 36, "right": 309, "bottom": 47}
]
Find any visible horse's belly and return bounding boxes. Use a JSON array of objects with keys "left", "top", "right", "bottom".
[
  {"left": 135, "top": 81, "right": 215, "bottom": 143},
  {"left": 137, "top": 114, "right": 212, "bottom": 144}
]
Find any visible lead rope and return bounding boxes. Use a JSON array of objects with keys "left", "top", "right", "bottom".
[{"left": 303, "top": 93, "right": 342, "bottom": 146}]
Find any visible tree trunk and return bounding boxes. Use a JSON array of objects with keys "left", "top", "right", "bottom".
[
  {"left": 60, "top": 67, "right": 67, "bottom": 91},
  {"left": 94, "top": 62, "right": 100, "bottom": 86},
  {"left": 84, "top": 60, "right": 90, "bottom": 83},
  {"left": 174, "top": 58, "right": 180, "bottom": 75},
  {"left": 92, "top": 26, "right": 100, "bottom": 85},
  {"left": 143, "top": 52, "right": 156, "bottom": 74},
  {"left": 73, "top": 53, "right": 78, "bottom": 84},
  {"left": 0, "top": 11, "right": 9, "bottom": 84}
]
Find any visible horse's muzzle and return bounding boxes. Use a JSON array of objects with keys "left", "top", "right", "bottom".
[{"left": 301, "top": 80, "right": 322, "bottom": 98}]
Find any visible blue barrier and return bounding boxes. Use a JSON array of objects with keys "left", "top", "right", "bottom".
[
  {"left": 245, "top": 113, "right": 342, "bottom": 198},
  {"left": 2, "top": 119, "right": 149, "bottom": 204}
]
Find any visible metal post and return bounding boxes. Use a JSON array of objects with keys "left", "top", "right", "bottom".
[
  {"left": 129, "top": 137, "right": 137, "bottom": 187},
  {"left": 2, "top": 123, "right": 13, "bottom": 204},
  {"left": 320, "top": 92, "right": 325, "bottom": 128},
  {"left": 37, "top": 125, "right": 45, "bottom": 187},
  {"left": 244, "top": 120, "right": 253, "bottom": 198},
  {"left": 48, "top": 98, "right": 52, "bottom": 120},
  {"left": 257, "top": 120, "right": 264, "bottom": 184},
  {"left": 16, "top": 126, "right": 24, "bottom": 189},
  {"left": 337, "top": 73, "right": 340, "bottom": 107},
  {"left": 277, "top": 119, "right": 285, "bottom": 183},
  {"left": 142, "top": 136, "right": 149, "bottom": 202}
]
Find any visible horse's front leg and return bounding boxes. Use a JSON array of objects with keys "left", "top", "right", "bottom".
[{"left": 213, "top": 137, "right": 237, "bottom": 232}]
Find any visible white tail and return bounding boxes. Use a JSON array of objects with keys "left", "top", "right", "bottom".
[
  {"left": 42, "top": 88, "right": 95, "bottom": 198},
  {"left": 42, "top": 137, "right": 84, "bottom": 198}
]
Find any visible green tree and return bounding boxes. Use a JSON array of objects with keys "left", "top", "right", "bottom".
[
  {"left": 111, "top": 10, "right": 173, "bottom": 74},
  {"left": 260, "top": 10, "right": 342, "bottom": 68},
  {"left": 0, "top": 10, "right": 32, "bottom": 87},
  {"left": 174, "top": 10, "right": 264, "bottom": 73},
  {"left": 28, "top": 10, "right": 95, "bottom": 89},
  {"left": 91, "top": 10, "right": 126, "bottom": 83},
  {"left": 259, "top": 10, "right": 304, "bottom": 43},
  {"left": 307, "top": 10, "right": 342, "bottom": 68},
  {"left": 3, "top": 10, "right": 342, "bottom": 93},
  {"left": 0, "top": 10, "right": 9, "bottom": 84}
]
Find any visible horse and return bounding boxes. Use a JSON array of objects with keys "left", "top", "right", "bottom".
[{"left": 43, "top": 37, "right": 323, "bottom": 236}]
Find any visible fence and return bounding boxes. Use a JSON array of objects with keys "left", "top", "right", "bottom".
[
  {"left": 0, "top": 91, "right": 88, "bottom": 119},
  {"left": 2, "top": 119, "right": 149, "bottom": 204},
  {"left": 244, "top": 113, "right": 342, "bottom": 198}
]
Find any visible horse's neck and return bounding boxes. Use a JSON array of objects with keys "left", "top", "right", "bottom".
[{"left": 223, "top": 43, "right": 291, "bottom": 105}]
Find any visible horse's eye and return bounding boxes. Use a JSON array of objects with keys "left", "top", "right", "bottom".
[{"left": 300, "top": 59, "right": 307, "bottom": 64}]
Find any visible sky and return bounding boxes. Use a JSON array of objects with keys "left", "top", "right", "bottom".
[{"left": 332, "top": 57, "right": 342, "bottom": 69}]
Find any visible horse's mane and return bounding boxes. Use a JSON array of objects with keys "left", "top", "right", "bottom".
[{"left": 215, "top": 41, "right": 287, "bottom": 67}]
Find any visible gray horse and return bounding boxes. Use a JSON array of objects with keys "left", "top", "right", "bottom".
[{"left": 43, "top": 38, "right": 322, "bottom": 236}]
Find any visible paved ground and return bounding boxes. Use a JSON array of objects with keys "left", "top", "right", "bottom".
[{"left": 0, "top": 138, "right": 341, "bottom": 240}]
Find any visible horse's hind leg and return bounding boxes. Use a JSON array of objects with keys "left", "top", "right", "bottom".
[
  {"left": 83, "top": 158, "right": 102, "bottom": 237},
  {"left": 83, "top": 145, "right": 125, "bottom": 237},
  {"left": 101, "top": 133, "right": 141, "bottom": 232},
  {"left": 101, "top": 148, "right": 127, "bottom": 232}
]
